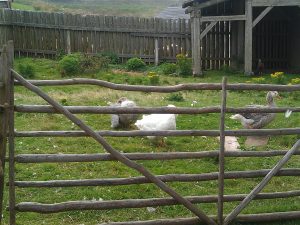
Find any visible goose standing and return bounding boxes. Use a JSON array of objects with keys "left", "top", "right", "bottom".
[
  {"left": 110, "top": 97, "right": 138, "bottom": 129},
  {"left": 230, "top": 91, "right": 280, "bottom": 129},
  {"left": 135, "top": 105, "right": 176, "bottom": 145}
]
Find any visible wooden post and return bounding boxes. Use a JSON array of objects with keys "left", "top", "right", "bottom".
[
  {"left": 218, "top": 77, "right": 227, "bottom": 225},
  {"left": 0, "top": 45, "right": 7, "bottom": 225},
  {"left": 244, "top": 0, "right": 253, "bottom": 75},
  {"left": 0, "top": 41, "right": 14, "bottom": 224},
  {"left": 154, "top": 38, "right": 159, "bottom": 66},
  {"left": 66, "top": 30, "right": 71, "bottom": 54},
  {"left": 191, "top": 8, "right": 203, "bottom": 76}
]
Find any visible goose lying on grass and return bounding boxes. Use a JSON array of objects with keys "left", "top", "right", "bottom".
[
  {"left": 111, "top": 97, "right": 138, "bottom": 129},
  {"left": 135, "top": 105, "right": 176, "bottom": 145},
  {"left": 230, "top": 91, "right": 280, "bottom": 129}
]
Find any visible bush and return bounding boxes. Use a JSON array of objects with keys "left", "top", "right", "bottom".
[
  {"left": 80, "top": 54, "right": 110, "bottom": 72},
  {"left": 58, "top": 53, "right": 82, "bottom": 76},
  {"left": 160, "top": 63, "right": 177, "bottom": 75},
  {"left": 18, "top": 63, "right": 35, "bottom": 79},
  {"left": 270, "top": 72, "right": 286, "bottom": 84},
  {"left": 148, "top": 72, "right": 160, "bottom": 85},
  {"left": 100, "top": 52, "right": 120, "bottom": 64},
  {"left": 126, "top": 58, "right": 146, "bottom": 71},
  {"left": 167, "top": 93, "right": 184, "bottom": 102},
  {"left": 176, "top": 54, "right": 192, "bottom": 76}
]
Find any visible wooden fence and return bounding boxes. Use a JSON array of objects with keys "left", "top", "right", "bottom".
[
  {"left": 1, "top": 41, "right": 300, "bottom": 225},
  {"left": 0, "top": 9, "right": 232, "bottom": 69}
]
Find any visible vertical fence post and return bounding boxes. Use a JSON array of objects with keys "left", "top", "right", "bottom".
[
  {"left": 0, "top": 44, "right": 8, "bottom": 225},
  {"left": 67, "top": 30, "right": 71, "bottom": 54},
  {"left": 218, "top": 77, "right": 227, "bottom": 225},
  {"left": 7, "top": 41, "right": 15, "bottom": 225},
  {"left": 155, "top": 38, "right": 159, "bottom": 66}
]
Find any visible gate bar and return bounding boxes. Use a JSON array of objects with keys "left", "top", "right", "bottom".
[
  {"left": 224, "top": 139, "right": 300, "bottom": 225},
  {"left": 218, "top": 77, "right": 227, "bottom": 224},
  {"left": 12, "top": 70, "right": 218, "bottom": 225}
]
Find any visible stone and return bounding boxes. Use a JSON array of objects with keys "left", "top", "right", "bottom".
[
  {"left": 245, "top": 136, "right": 269, "bottom": 147},
  {"left": 218, "top": 136, "right": 240, "bottom": 151}
]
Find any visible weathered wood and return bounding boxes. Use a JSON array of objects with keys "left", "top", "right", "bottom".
[
  {"left": 218, "top": 77, "right": 227, "bottom": 225},
  {"left": 154, "top": 38, "right": 159, "bottom": 66},
  {"left": 13, "top": 105, "right": 300, "bottom": 114},
  {"left": 244, "top": 0, "right": 253, "bottom": 75},
  {"left": 13, "top": 150, "right": 300, "bottom": 163},
  {"left": 13, "top": 168, "right": 300, "bottom": 188},
  {"left": 14, "top": 128, "right": 300, "bottom": 138},
  {"left": 252, "top": 0, "right": 300, "bottom": 7},
  {"left": 91, "top": 211, "right": 300, "bottom": 225},
  {"left": 200, "top": 22, "right": 217, "bottom": 40},
  {"left": 13, "top": 77, "right": 300, "bottom": 91},
  {"left": 14, "top": 190, "right": 300, "bottom": 213},
  {"left": 6, "top": 41, "right": 15, "bottom": 225},
  {"left": 224, "top": 140, "right": 300, "bottom": 225},
  {"left": 252, "top": 6, "right": 273, "bottom": 28},
  {"left": 12, "top": 71, "right": 217, "bottom": 225},
  {"left": 201, "top": 15, "right": 246, "bottom": 22},
  {"left": 0, "top": 45, "right": 8, "bottom": 225},
  {"left": 191, "top": 10, "right": 202, "bottom": 76}
]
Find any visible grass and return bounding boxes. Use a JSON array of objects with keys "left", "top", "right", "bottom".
[
  {"left": 12, "top": 0, "right": 182, "bottom": 17},
  {"left": 3, "top": 57, "right": 300, "bottom": 225}
]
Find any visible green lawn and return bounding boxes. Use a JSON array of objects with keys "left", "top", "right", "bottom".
[
  {"left": 12, "top": 0, "right": 182, "bottom": 17},
  {"left": 3, "top": 57, "right": 300, "bottom": 225}
]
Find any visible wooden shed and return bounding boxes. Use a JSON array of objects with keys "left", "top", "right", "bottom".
[
  {"left": 182, "top": 0, "right": 300, "bottom": 75},
  {"left": 0, "top": 0, "right": 12, "bottom": 8}
]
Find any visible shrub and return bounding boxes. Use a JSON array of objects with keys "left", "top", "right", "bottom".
[
  {"left": 100, "top": 52, "right": 120, "bottom": 64},
  {"left": 80, "top": 54, "right": 110, "bottom": 72},
  {"left": 160, "top": 63, "right": 177, "bottom": 75},
  {"left": 126, "top": 58, "right": 146, "bottom": 71},
  {"left": 148, "top": 72, "right": 160, "bottom": 85},
  {"left": 270, "top": 72, "right": 286, "bottom": 84},
  {"left": 290, "top": 77, "right": 300, "bottom": 85},
  {"left": 59, "top": 53, "right": 83, "bottom": 76},
  {"left": 167, "top": 92, "right": 184, "bottom": 102},
  {"left": 176, "top": 54, "right": 192, "bottom": 76},
  {"left": 18, "top": 63, "right": 35, "bottom": 79}
]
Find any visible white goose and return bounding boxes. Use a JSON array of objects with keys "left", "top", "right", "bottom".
[{"left": 135, "top": 105, "right": 176, "bottom": 145}]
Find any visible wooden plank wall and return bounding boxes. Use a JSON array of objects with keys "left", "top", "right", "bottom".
[
  {"left": 0, "top": 9, "right": 192, "bottom": 63},
  {"left": 253, "top": 19, "right": 289, "bottom": 70},
  {"left": 0, "top": 9, "right": 233, "bottom": 69}
]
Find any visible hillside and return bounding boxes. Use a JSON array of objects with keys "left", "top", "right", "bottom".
[{"left": 12, "top": 0, "right": 184, "bottom": 17}]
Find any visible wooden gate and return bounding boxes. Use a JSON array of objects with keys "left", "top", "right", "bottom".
[{"left": 1, "top": 41, "right": 300, "bottom": 225}]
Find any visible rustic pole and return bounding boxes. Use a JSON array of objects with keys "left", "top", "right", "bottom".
[
  {"left": 0, "top": 41, "right": 14, "bottom": 224},
  {"left": 244, "top": 0, "right": 253, "bottom": 75},
  {"left": 66, "top": 30, "right": 71, "bottom": 54},
  {"left": 154, "top": 38, "right": 159, "bottom": 66},
  {"left": 12, "top": 71, "right": 218, "bottom": 225},
  {"left": 224, "top": 140, "right": 300, "bottom": 225},
  {"left": 6, "top": 41, "right": 16, "bottom": 225},
  {"left": 218, "top": 77, "right": 227, "bottom": 225},
  {"left": 191, "top": 7, "right": 203, "bottom": 76},
  {"left": 0, "top": 45, "right": 8, "bottom": 225}
]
